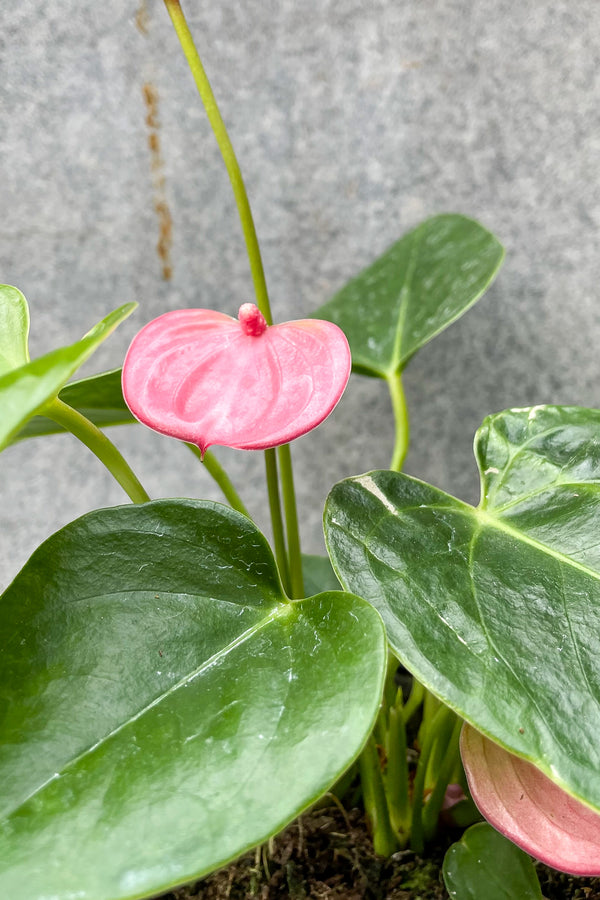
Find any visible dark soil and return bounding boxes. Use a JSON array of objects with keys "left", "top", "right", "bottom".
[{"left": 157, "top": 804, "right": 600, "bottom": 900}]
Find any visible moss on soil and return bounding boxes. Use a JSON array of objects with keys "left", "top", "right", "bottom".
[{"left": 157, "top": 804, "right": 600, "bottom": 900}]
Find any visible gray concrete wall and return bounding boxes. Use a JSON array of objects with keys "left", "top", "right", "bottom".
[{"left": 1, "top": 1, "right": 599, "bottom": 589}]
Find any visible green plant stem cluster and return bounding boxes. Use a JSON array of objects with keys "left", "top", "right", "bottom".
[{"left": 360, "top": 656, "right": 462, "bottom": 855}]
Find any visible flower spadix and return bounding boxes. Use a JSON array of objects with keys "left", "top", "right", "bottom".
[
  {"left": 122, "top": 304, "right": 351, "bottom": 454},
  {"left": 461, "top": 724, "right": 600, "bottom": 876}
]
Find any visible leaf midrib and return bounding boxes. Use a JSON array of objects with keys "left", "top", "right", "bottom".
[
  {"left": 3, "top": 600, "right": 293, "bottom": 821},
  {"left": 388, "top": 223, "right": 424, "bottom": 377},
  {"left": 481, "top": 421, "right": 579, "bottom": 508},
  {"left": 476, "top": 507, "right": 600, "bottom": 585}
]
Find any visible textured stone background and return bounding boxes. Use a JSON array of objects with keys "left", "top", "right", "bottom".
[{"left": 1, "top": 1, "right": 599, "bottom": 589}]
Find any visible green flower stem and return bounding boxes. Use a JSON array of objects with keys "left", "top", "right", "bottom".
[
  {"left": 186, "top": 444, "right": 250, "bottom": 517},
  {"left": 374, "top": 651, "right": 400, "bottom": 746},
  {"left": 401, "top": 677, "right": 424, "bottom": 725},
  {"left": 383, "top": 650, "right": 400, "bottom": 711},
  {"left": 418, "top": 688, "right": 441, "bottom": 749},
  {"left": 163, "top": 1, "right": 305, "bottom": 592},
  {"left": 424, "top": 712, "right": 451, "bottom": 793},
  {"left": 373, "top": 707, "right": 387, "bottom": 749},
  {"left": 43, "top": 398, "right": 150, "bottom": 504},
  {"left": 359, "top": 735, "right": 398, "bottom": 857},
  {"left": 163, "top": 0, "right": 273, "bottom": 326},
  {"left": 277, "top": 444, "right": 304, "bottom": 599},
  {"left": 386, "top": 704, "right": 410, "bottom": 844},
  {"left": 410, "top": 703, "right": 455, "bottom": 855},
  {"left": 264, "top": 449, "right": 291, "bottom": 596},
  {"left": 422, "top": 714, "right": 462, "bottom": 841},
  {"left": 386, "top": 370, "right": 410, "bottom": 472}
]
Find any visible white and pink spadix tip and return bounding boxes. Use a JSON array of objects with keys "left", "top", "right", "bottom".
[
  {"left": 122, "top": 304, "right": 351, "bottom": 454},
  {"left": 461, "top": 723, "right": 600, "bottom": 876}
]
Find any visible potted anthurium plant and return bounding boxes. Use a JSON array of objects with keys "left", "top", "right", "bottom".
[{"left": 2, "top": 3, "right": 600, "bottom": 899}]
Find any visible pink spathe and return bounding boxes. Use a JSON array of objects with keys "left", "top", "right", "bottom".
[
  {"left": 122, "top": 305, "right": 351, "bottom": 453},
  {"left": 461, "top": 723, "right": 600, "bottom": 876}
]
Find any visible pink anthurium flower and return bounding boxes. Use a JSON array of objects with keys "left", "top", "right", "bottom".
[
  {"left": 122, "top": 304, "right": 351, "bottom": 454},
  {"left": 460, "top": 722, "right": 600, "bottom": 876}
]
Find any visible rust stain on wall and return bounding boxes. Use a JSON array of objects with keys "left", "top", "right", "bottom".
[
  {"left": 142, "top": 82, "right": 173, "bottom": 280},
  {"left": 135, "top": 0, "right": 149, "bottom": 35}
]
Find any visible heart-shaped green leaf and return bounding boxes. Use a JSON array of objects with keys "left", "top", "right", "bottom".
[
  {"left": 0, "top": 304, "right": 136, "bottom": 451},
  {"left": 0, "top": 284, "right": 30, "bottom": 375},
  {"left": 443, "top": 823, "right": 542, "bottom": 900},
  {"left": 12, "top": 368, "right": 136, "bottom": 442},
  {"left": 312, "top": 214, "right": 504, "bottom": 378},
  {"left": 324, "top": 406, "right": 600, "bottom": 812},
  {"left": 0, "top": 499, "right": 386, "bottom": 900}
]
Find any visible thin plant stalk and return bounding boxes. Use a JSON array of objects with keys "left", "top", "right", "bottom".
[
  {"left": 277, "top": 444, "right": 304, "bottom": 598},
  {"left": 265, "top": 449, "right": 291, "bottom": 596},
  {"left": 422, "top": 715, "right": 462, "bottom": 841},
  {"left": 43, "top": 398, "right": 150, "bottom": 504},
  {"left": 163, "top": 0, "right": 272, "bottom": 325},
  {"left": 419, "top": 689, "right": 442, "bottom": 750},
  {"left": 163, "top": 0, "right": 304, "bottom": 593},
  {"left": 387, "top": 370, "right": 410, "bottom": 472},
  {"left": 410, "top": 703, "right": 456, "bottom": 855},
  {"left": 364, "top": 655, "right": 407, "bottom": 848},
  {"left": 382, "top": 650, "right": 400, "bottom": 711},
  {"left": 359, "top": 735, "right": 398, "bottom": 857},
  {"left": 186, "top": 444, "right": 250, "bottom": 517},
  {"left": 401, "top": 678, "right": 424, "bottom": 725},
  {"left": 386, "top": 704, "right": 410, "bottom": 843}
]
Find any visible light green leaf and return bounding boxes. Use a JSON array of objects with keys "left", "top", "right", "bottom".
[
  {"left": 13, "top": 368, "right": 136, "bottom": 442},
  {"left": 0, "top": 284, "right": 30, "bottom": 374},
  {"left": 312, "top": 214, "right": 504, "bottom": 378},
  {"left": 324, "top": 406, "right": 600, "bottom": 812},
  {"left": 0, "top": 499, "right": 386, "bottom": 900},
  {"left": 0, "top": 305, "right": 136, "bottom": 451},
  {"left": 443, "top": 823, "right": 542, "bottom": 900}
]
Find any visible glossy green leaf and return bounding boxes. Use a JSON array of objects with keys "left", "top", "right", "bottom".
[
  {"left": 0, "top": 304, "right": 136, "bottom": 451},
  {"left": 324, "top": 406, "right": 600, "bottom": 812},
  {"left": 312, "top": 214, "right": 504, "bottom": 378},
  {"left": 302, "top": 553, "right": 341, "bottom": 595},
  {"left": 0, "top": 284, "right": 30, "bottom": 374},
  {"left": 0, "top": 499, "right": 386, "bottom": 900},
  {"left": 13, "top": 368, "right": 136, "bottom": 442},
  {"left": 443, "top": 823, "right": 542, "bottom": 900}
]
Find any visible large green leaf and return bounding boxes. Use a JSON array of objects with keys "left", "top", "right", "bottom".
[
  {"left": 312, "top": 214, "right": 504, "bottom": 378},
  {"left": 0, "top": 499, "right": 386, "bottom": 900},
  {"left": 443, "top": 823, "right": 542, "bottom": 900},
  {"left": 324, "top": 406, "right": 600, "bottom": 812},
  {"left": 0, "top": 284, "right": 30, "bottom": 375},
  {"left": 0, "top": 305, "right": 136, "bottom": 451},
  {"left": 13, "top": 368, "right": 136, "bottom": 442}
]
